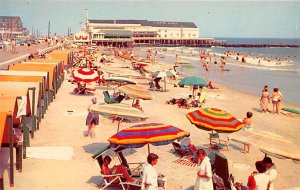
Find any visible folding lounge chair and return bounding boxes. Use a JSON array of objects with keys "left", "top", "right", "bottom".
[
  {"left": 92, "top": 146, "right": 141, "bottom": 190},
  {"left": 172, "top": 142, "right": 194, "bottom": 157},
  {"left": 103, "top": 91, "right": 124, "bottom": 104}
]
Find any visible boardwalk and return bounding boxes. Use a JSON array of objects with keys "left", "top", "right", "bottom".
[{"left": 0, "top": 43, "right": 48, "bottom": 63}]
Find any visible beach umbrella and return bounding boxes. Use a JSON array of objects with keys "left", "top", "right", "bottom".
[
  {"left": 118, "top": 84, "right": 153, "bottom": 102},
  {"left": 152, "top": 70, "right": 176, "bottom": 91},
  {"left": 136, "top": 62, "right": 149, "bottom": 67},
  {"left": 229, "top": 129, "right": 300, "bottom": 163},
  {"left": 186, "top": 107, "right": 245, "bottom": 133},
  {"left": 90, "top": 103, "right": 148, "bottom": 131},
  {"left": 178, "top": 76, "right": 207, "bottom": 98},
  {"left": 108, "top": 123, "right": 189, "bottom": 153},
  {"left": 106, "top": 76, "right": 137, "bottom": 85},
  {"left": 72, "top": 68, "right": 99, "bottom": 83}
]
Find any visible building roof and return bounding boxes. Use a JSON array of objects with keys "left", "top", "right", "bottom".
[
  {"left": 88, "top": 19, "right": 197, "bottom": 28},
  {"left": 0, "top": 16, "right": 21, "bottom": 20},
  {"left": 100, "top": 29, "right": 132, "bottom": 37}
]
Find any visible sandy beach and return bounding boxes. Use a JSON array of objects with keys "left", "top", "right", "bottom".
[{"left": 1, "top": 48, "right": 300, "bottom": 190}]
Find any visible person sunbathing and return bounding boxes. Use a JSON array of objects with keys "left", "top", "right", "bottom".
[
  {"left": 101, "top": 156, "right": 135, "bottom": 183},
  {"left": 207, "top": 81, "right": 218, "bottom": 89},
  {"left": 132, "top": 100, "right": 143, "bottom": 111}
]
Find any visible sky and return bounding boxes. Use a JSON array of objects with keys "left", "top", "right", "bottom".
[{"left": 0, "top": 0, "right": 299, "bottom": 39}]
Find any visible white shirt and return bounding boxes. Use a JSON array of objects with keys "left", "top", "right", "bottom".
[
  {"left": 265, "top": 165, "right": 277, "bottom": 190},
  {"left": 142, "top": 163, "right": 158, "bottom": 190},
  {"left": 194, "top": 156, "right": 213, "bottom": 190},
  {"left": 253, "top": 173, "right": 270, "bottom": 190}
]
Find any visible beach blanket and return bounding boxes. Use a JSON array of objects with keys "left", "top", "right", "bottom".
[
  {"left": 27, "top": 146, "right": 73, "bottom": 160},
  {"left": 172, "top": 156, "right": 198, "bottom": 167}
]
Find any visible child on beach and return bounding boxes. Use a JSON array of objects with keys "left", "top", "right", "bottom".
[
  {"left": 85, "top": 98, "right": 99, "bottom": 138},
  {"left": 271, "top": 88, "right": 282, "bottom": 114}
]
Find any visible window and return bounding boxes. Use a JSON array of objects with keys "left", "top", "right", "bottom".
[{"left": 165, "top": 34, "right": 167, "bottom": 38}]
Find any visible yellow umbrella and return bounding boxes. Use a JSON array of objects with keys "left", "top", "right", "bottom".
[{"left": 118, "top": 84, "right": 153, "bottom": 100}]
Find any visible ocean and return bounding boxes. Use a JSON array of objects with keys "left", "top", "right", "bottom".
[{"left": 133, "top": 38, "right": 300, "bottom": 106}]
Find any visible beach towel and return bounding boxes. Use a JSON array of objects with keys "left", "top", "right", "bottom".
[{"left": 172, "top": 156, "right": 198, "bottom": 167}]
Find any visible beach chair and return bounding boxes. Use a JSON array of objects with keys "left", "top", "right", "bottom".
[
  {"left": 172, "top": 142, "right": 193, "bottom": 157},
  {"left": 103, "top": 91, "right": 125, "bottom": 104},
  {"left": 209, "top": 132, "right": 229, "bottom": 151},
  {"left": 92, "top": 145, "right": 142, "bottom": 190},
  {"left": 211, "top": 152, "right": 232, "bottom": 190}
]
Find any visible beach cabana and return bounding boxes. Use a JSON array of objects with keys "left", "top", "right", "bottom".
[
  {"left": 90, "top": 103, "right": 148, "bottom": 131},
  {"left": 108, "top": 123, "right": 189, "bottom": 154},
  {"left": 46, "top": 49, "right": 73, "bottom": 68},
  {"left": 0, "top": 70, "right": 48, "bottom": 115},
  {"left": 22, "top": 60, "right": 64, "bottom": 88},
  {"left": 9, "top": 63, "right": 57, "bottom": 101},
  {"left": 0, "top": 75, "right": 45, "bottom": 117},
  {"left": 0, "top": 81, "right": 42, "bottom": 134},
  {"left": 0, "top": 86, "right": 33, "bottom": 148},
  {"left": 0, "top": 98, "right": 23, "bottom": 186}
]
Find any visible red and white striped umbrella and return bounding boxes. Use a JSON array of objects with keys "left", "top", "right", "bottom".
[{"left": 72, "top": 68, "right": 99, "bottom": 82}]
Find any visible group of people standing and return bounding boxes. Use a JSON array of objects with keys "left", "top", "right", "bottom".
[
  {"left": 260, "top": 85, "right": 283, "bottom": 114},
  {"left": 1, "top": 39, "right": 16, "bottom": 53}
]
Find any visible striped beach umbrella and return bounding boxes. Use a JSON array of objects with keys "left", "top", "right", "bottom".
[
  {"left": 72, "top": 68, "right": 99, "bottom": 83},
  {"left": 230, "top": 129, "right": 300, "bottom": 163},
  {"left": 118, "top": 84, "right": 153, "bottom": 100},
  {"left": 186, "top": 107, "right": 245, "bottom": 133},
  {"left": 108, "top": 123, "right": 189, "bottom": 153}
]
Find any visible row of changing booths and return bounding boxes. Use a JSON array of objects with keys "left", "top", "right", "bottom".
[{"left": 0, "top": 50, "right": 73, "bottom": 189}]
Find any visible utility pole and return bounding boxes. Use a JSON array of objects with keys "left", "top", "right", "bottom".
[{"left": 48, "top": 21, "right": 50, "bottom": 38}]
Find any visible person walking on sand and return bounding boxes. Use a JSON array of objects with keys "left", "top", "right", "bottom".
[
  {"left": 260, "top": 88, "right": 270, "bottom": 113},
  {"left": 142, "top": 153, "right": 159, "bottom": 190},
  {"left": 194, "top": 149, "right": 213, "bottom": 190},
  {"left": 85, "top": 98, "right": 99, "bottom": 138},
  {"left": 262, "top": 157, "right": 277, "bottom": 190}
]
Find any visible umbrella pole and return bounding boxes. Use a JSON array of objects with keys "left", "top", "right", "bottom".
[
  {"left": 164, "top": 77, "right": 166, "bottom": 91},
  {"left": 148, "top": 144, "right": 150, "bottom": 154},
  {"left": 117, "top": 118, "right": 124, "bottom": 132},
  {"left": 192, "top": 87, "right": 195, "bottom": 99}
]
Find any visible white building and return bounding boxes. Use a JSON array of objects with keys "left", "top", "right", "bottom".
[{"left": 87, "top": 19, "right": 199, "bottom": 40}]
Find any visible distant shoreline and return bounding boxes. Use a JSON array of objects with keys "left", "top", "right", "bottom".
[{"left": 133, "top": 44, "right": 300, "bottom": 48}]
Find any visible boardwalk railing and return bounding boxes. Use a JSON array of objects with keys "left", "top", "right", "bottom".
[{"left": 0, "top": 43, "right": 65, "bottom": 70}]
